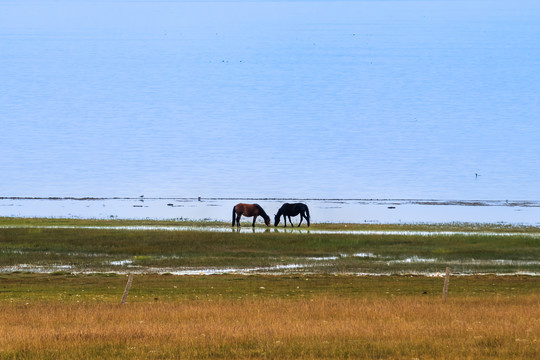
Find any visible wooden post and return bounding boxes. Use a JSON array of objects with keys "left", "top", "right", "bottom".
[
  {"left": 121, "top": 273, "right": 134, "bottom": 304},
  {"left": 442, "top": 267, "right": 450, "bottom": 302}
]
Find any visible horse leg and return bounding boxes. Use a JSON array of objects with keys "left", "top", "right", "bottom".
[
  {"left": 236, "top": 214, "right": 242, "bottom": 227},
  {"left": 288, "top": 216, "right": 293, "bottom": 226},
  {"left": 298, "top": 214, "right": 303, "bottom": 227},
  {"left": 252, "top": 216, "right": 257, "bottom": 227}
]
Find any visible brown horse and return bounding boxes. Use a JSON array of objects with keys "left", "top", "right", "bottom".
[{"left": 232, "top": 203, "right": 271, "bottom": 227}]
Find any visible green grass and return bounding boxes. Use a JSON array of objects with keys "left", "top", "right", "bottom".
[{"left": 1, "top": 273, "right": 538, "bottom": 303}]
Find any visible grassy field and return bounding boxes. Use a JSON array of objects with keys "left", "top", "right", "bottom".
[
  {"left": 0, "top": 217, "right": 539, "bottom": 358},
  {"left": 0, "top": 274, "right": 539, "bottom": 359},
  {"left": 3, "top": 296, "right": 539, "bottom": 359}
]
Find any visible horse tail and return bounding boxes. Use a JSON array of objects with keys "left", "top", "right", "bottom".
[
  {"left": 305, "top": 205, "right": 311, "bottom": 225},
  {"left": 232, "top": 205, "right": 236, "bottom": 226}
]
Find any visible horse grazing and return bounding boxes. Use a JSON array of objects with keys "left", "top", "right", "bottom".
[
  {"left": 274, "top": 203, "right": 310, "bottom": 227},
  {"left": 232, "top": 203, "right": 271, "bottom": 227}
]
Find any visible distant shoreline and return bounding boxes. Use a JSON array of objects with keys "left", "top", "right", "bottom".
[
  {"left": 1, "top": 197, "right": 539, "bottom": 207},
  {"left": 2, "top": 198, "right": 540, "bottom": 225}
]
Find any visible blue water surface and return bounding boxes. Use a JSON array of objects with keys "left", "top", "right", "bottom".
[{"left": 1, "top": 0, "right": 539, "bottom": 200}]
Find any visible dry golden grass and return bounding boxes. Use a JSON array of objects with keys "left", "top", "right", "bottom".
[{"left": 1, "top": 296, "right": 539, "bottom": 359}]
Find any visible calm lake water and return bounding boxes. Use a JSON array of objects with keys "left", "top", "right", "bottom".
[{"left": 1, "top": 0, "right": 540, "bottom": 204}]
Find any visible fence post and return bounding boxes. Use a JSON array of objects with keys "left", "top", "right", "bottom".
[
  {"left": 121, "top": 273, "right": 134, "bottom": 304},
  {"left": 442, "top": 267, "right": 450, "bottom": 302}
]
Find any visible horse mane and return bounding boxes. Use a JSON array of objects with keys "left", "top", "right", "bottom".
[
  {"left": 275, "top": 203, "right": 288, "bottom": 217},
  {"left": 255, "top": 204, "right": 270, "bottom": 221}
]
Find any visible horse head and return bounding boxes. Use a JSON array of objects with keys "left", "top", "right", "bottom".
[{"left": 273, "top": 213, "right": 280, "bottom": 227}]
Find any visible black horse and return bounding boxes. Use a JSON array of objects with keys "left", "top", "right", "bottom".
[{"left": 274, "top": 203, "right": 310, "bottom": 227}]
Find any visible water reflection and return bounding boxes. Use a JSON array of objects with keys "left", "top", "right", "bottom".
[
  {"left": 273, "top": 228, "right": 311, "bottom": 235},
  {"left": 194, "top": 224, "right": 311, "bottom": 234},
  {"left": 230, "top": 226, "right": 271, "bottom": 233}
]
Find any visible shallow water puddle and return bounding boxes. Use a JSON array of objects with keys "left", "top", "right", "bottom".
[
  {"left": 2, "top": 263, "right": 537, "bottom": 277},
  {"left": 3, "top": 253, "right": 539, "bottom": 276}
]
